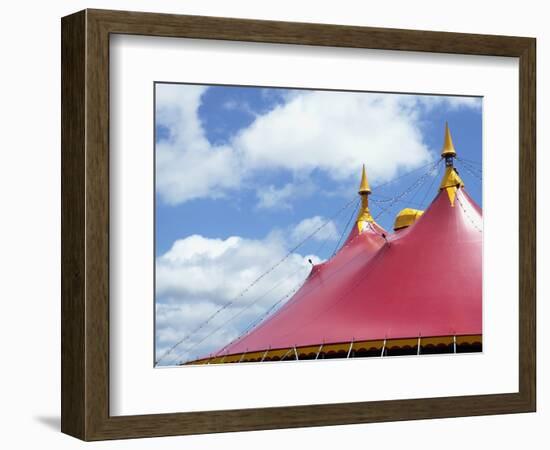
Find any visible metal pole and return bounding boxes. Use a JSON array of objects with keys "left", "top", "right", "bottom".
[
  {"left": 281, "top": 348, "right": 292, "bottom": 361},
  {"left": 315, "top": 343, "right": 324, "bottom": 360},
  {"left": 417, "top": 335, "right": 421, "bottom": 355},
  {"left": 238, "top": 351, "right": 247, "bottom": 363},
  {"left": 453, "top": 335, "right": 457, "bottom": 354},
  {"left": 293, "top": 346, "right": 299, "bottom": 361},
  {"left": 260, "top": 348, "right": 269, "bottom": 362},
  {"left": 381, "top": 338, "right": 387, "bottom": 357},
  {"left": 347, "top": 339, "right": 354, "bottom": 358}
]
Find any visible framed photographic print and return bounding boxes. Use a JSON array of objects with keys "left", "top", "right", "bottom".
[{"left": 61, "top": 9, "right": 536, "bottom": 441}]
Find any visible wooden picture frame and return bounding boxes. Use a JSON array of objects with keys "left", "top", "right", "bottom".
[{"left": 61, "top": 8, "right": 536, "bottom": 441}]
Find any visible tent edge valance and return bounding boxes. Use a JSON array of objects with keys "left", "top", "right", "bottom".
[{"left": 186, "top": 334, "right": 483, "bottom": 365}]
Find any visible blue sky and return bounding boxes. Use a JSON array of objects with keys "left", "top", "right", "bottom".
[{"left": 154, "top": 83, "right": 482, "bottom": 365}]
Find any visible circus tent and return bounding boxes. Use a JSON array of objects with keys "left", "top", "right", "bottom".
[{"left": 187, "top": 124, "right": 482, "bottom": 364}]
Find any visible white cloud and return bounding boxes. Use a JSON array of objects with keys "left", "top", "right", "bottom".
[
  {"left": 291, "top": 216, "right": 338, "bottom": 243},
  {"left": 155, "top": 226, "right": 324, "bottom": 365},
  {"left": 255, "top": 180, "right": 318, "bottom": 210},
  {"left": 256, "top": 183, "right": 296, "bottom": 210},
  {"left": 155, "top": 84, "right": 242, "bottom": 205},
  {"left": 156, "top": 85, "right": 481, "bottom": 207},
  {"left": 234, "top": 91, "right": 431, "bottom": 182}
]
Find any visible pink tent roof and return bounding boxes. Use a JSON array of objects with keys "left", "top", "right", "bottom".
[{"left": 212, "top": 186, "right": 482, "bottom": 358}]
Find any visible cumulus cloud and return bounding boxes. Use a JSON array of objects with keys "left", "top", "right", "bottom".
[
  {"left": 155, "top": 227, "right": 324, "bottom": 366},
  {"left": 155, "top": 85, "right": 242, "bottom": 205},
  {"left": 234, "top": 91, "right": 430, "bottom": 181},
  {"left": 255, "top": 180, "right": 318, "bottom": 210},
  {"left": 256, "top": 183, "right": 297, "bottom": 210},
  {"left": 291, "top": 216, "right": 338, "bottom": 243},
  {"left": 155, "top": 85, "right": 481, "bottom": 207}
]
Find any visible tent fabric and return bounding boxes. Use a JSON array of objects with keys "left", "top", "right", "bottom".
[{"left": 211, "top": 186, "right": 482, "bottom": 359}]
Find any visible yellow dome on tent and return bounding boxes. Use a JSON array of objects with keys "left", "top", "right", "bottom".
[{"left": 393, "top": 208, "right": 424, "bottom": 230}]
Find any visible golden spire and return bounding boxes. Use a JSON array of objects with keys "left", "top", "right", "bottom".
[
  {"left": 441, "top": 121, "right": 457, "bottom": 158},
  {"left": 358, "top": 164, "right": 371, "bottom": 195},
  {"left": 356, "top": 165, "right": 373, "bottom": 231},
  {"left": 438, "top": 122, "right": 464, "bottom": 206}
]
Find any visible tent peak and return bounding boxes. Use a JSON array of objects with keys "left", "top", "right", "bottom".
[
  {"left": 439, "top": 122, "right": 464, "bottom": 205},
  {"left": 356, "top": 165, "right": 374, "bottom": 231},
  {"left": 441, "top": 121, "right": 457, "bottom": 160},
  {"left": 358, "top": 164, "right": 371, "bottom": 195}
]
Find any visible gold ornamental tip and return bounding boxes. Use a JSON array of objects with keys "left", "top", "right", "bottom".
[
  {"left": 358, "top": 164, "right": 371, "bottom": 195},
  {"left": 441, "top": 122, "right": 457, "bottom": 158}
]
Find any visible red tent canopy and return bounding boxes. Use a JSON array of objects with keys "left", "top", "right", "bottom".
[{"left": 190, "top": 125, "right": 482, "bottom": 364}]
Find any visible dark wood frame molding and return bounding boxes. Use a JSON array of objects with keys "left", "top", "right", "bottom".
[{"left": 61, "top": 9, "right": 536, "bottom": 441}]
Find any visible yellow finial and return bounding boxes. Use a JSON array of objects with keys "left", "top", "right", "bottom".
[
  {"left": 356, "top": 165, "right": 373, "bottom": 231},
  {"left": 441, "top": 122, "right": 457, "bottom": 158},
  {"left": 439, "top": 167, "right": 464, "bottom": 206},
  {"left": 439, "top": 123, "right": 463, "bottom": 205},
  {"left": 358, "top": 164, "right": 371, "bottom": 195}
]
